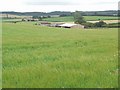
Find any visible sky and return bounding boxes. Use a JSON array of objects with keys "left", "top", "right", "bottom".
[{"left": 0, "top": 0, "right": 119, "bottom": 12}]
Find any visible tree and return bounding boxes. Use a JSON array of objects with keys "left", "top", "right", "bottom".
[
  {"left": 39, "top": 17, "right": 42, "bottom": 21},
  {"left": 94, "top": 12, "right": 98, "bottom": 16},
  {"left": 60, "top": 14, "right": 67, "bottom": 17},
  {"left": 82, "top": 22, "right": 95, "bottom": 28},
  {"left": 73, "top": 11, "right": 86, "bottom": 24},
  {"left": 32, "top": 16, "right": 38, "bottom": 19},
  {"left": 94, "top": 20, "right": 106, "bottom": 27},
  {"left": 48, "top": 15, "right": 51, "bottom": 18}
]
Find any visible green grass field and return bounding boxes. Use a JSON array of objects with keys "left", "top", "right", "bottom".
[
  {"left": 1, "top": 16, "right": 118, "bottom": 23},
  {"left": 2, "top": 22, "right": 118, "bottom": 88},
  {"left": 43, "top": 16, "right": 118, "bottom": 22},
  {"left": 84, "top": 16, "right": 118, "bottom": 21},
  {"left": 43, "top": 16, "right": 74, "bottom": 22},
  {"left": 0, "top": 21, "right": 2, "bottom": 89},
  {"left": 2, "top": 18, "right": 22, "bottom": 22}
]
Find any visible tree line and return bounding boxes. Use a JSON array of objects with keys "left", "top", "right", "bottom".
[{"left": 73, "top": 11, "right": 118, "bottom": 28}]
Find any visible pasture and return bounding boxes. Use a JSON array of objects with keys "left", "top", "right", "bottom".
[
  {"left": 43, "top": 16, "right": 119, "bottom": 22},
  {"left": 84, "top": 16, "right": 118, "bottom": 21},
  {"left": 2, "top": 18, "right": 22, "bottom": 22},
  {"left": 88, "top": 20, "right": 118, "bottom": 24},
  {"left": 2, "top": 22, "right": 118, "bottom": 88},
  {"left": 0, "top": 21, "right": 2, "bottom": 89}
]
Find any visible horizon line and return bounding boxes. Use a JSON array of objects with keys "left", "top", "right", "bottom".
[{"left": 0, "top": 10, "right": 118, "bottom": 13}]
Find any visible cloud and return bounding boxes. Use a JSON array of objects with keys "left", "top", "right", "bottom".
[
  {"left": 119, "top": 1, "right": 120, "bottom": 10},
  {"left": 0, "top": 0, "right": 119, "bottom": 12},
  {"left": 94, "top": 1, "right": 118, "bottom": 5},
  {"left": 26, "top": 0, "right": 82, "bottom": 6},
  {"left": 26, "top": 1, "right": 72, "bottom": 5},
  {"left": 26, "top": 0, "right": 119, "bottom": 6}
]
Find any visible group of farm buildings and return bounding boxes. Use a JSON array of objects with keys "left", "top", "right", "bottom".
[{"left": 39, "top": 22, "right": 85, "bottom": 29}]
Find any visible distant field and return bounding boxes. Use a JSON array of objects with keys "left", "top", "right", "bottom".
[
  {"left": 2, "top": 16, "right": 118, "bottom": 23},
  {"left": 84, "top": 16, "right": 118, "bottom": 21},
  {"left": 88, "top": 20, "right": 118, "bottom": 24},
  {"left": 2, "top": 18, "right": 22, "bottom": 22},
  {"left": 0, "top": 14, "right": 32, "bottom": 19},
  {"left": 2, "top": 22, "right": 118, "bottom": 88},
  {"left": 43, "top": 16, "right": 119, "bottom": 22},
  {"left": 43, "top": 16, "right": 74, "bottom": 22}
]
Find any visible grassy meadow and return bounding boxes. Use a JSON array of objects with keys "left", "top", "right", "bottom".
[
  {"left": 0, "top": 21, "right": 2, "bottom": 89},
  {"left": 2, "top": 22, "right": 118, "bottom": 88},
  {"left": 2, "top": 18, "right": 22, "bottom": 22},
  {"left": 2, "top": 16, "right": 118, "bottom": 23},
  {"left": 43, "top": 16, "right": 119, "bottom": 22},
  {"left": 84, "top": 16, "right": 118, "bottom": 21}
]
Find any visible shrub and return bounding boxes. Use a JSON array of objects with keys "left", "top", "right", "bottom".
[
  {"left": 82, "top": 22, "right": 95, "bottom": 28},
  {"left": 94, "top": 20, "right": 107, "bottom": 27}
]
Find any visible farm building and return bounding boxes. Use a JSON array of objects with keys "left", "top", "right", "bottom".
[
  {"left": 22, "top": 18, "right": 39, "bottom": 21},
  {"left": 38, "top": 22, "right": 84, "bottom": 29},
  {"left": 58, "top": 23, "right": 84, "bottom": 29},
  {"left": 40, "top": 21, "right": 51, "bottom": 26},
  {"left": 50, "top": 23, "right": 64, "bottom": 27}
]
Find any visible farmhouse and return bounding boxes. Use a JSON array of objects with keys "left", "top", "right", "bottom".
[{"left": 58, "top": 23, "right": 84, "bottom": 29}]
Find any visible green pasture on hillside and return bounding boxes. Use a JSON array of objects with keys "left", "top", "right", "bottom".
[
  {"left": 43, "top": 16, "right": 118, "bottom": 22},
  {"left": 2, "top": 22, "right": 118, "bottom": 88},
  {"left": 2, "top": 16, "right": 118, "bottom": 23},
  {"left": 2, "top": 18, "right": 22, "bottom": 22}
]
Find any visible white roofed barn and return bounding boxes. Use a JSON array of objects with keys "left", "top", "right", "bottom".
[{"left": 58, "top": 23, "right": 84, "bottom": 29}]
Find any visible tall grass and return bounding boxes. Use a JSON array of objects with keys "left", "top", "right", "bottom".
[
  {"left": 2, "top": 22, "right": 118, "bottom": 88},
  {"left": 0, "top": 21, "right": 2, "bottom": 89}
]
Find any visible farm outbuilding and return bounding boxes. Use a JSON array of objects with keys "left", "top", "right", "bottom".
[
  {"left": 38, "top": 22, "right": 85, "bottom": 29},
  {"left": 58, "top": 23, "right": 84, "bottom": 29},
  {"left": 22, "top": 18, "right": 39, "bottom": 21},
  {"left": 40, "top": 21, "right": 51, "bottom": 26},
  {"left": 50, "top": 23, "right": 64, "bottom": 27}
]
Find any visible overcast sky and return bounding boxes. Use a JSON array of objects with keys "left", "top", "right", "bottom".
[{"left": 0, "top": 0, "right": 119, "bottom": 12}]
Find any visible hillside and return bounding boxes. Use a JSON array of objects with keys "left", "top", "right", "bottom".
[
  {"left": 43, "top": 16, "right": 119, "bottom": 22},
  {"left": 1, "top": 10, "right": 118, "bottom": 17},
  {"left": 2, "top": 22, "right": 118, "bottom": 88}
]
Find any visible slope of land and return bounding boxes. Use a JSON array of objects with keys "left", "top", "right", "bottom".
[
  {"left": 43, "top": 16, "right": 119, "bottom": 22},
  {"left": 2, "top": 22, "right": 118, "bottom": 88}
]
